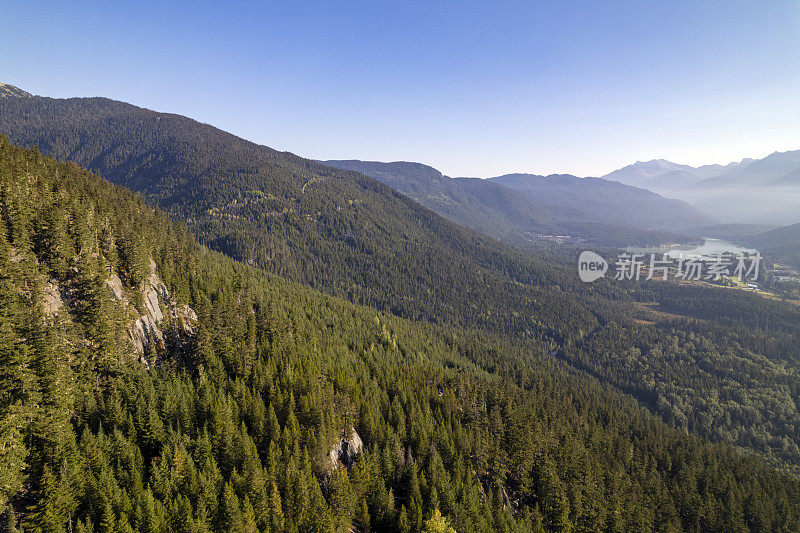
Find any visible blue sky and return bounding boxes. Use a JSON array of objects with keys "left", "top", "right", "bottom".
[{"left": 2, "top": 1, "right": 799, "bottom": 177}]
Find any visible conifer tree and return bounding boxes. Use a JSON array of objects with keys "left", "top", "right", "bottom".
[
  {"left": 423, "top": 509, "right": 456, "bottom": 533},
  {"left": 329, "top": 469, "right": 355, "bottom": 532},
  {"left": 268, "top": 479, "right": 285, "bottom": 532}
]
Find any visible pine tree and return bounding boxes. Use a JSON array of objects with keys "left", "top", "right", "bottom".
[
  {"left": 24, "top": 465, "right": 65, "bottom": 532},
  {"left": 268, "top": 479, "right": 285, "bottom": 532},
  {"left": 218, "top": 481, "right": 243, "bottom": 532},
  {"left": 329, "top": 469, "right": 355, "bottom": 532},
  {"left": 398, "top": 506, "right": 411, "bottom": 533},
  {"left": 0, "top": 225, "right": 34, "bottom": 510},
  {"left": 3, "top": 505, "right": 20, "bottom": 533},
  {"left": 33, "top": 202, "right": 73, "bottom": 278},
  {"left": 117, "top": 232, "right": 149, "bottom": 289},
  {"left": 422, "top": 509, "right": 456, "bottom": 533},
  {"left": 308, "top": 470, "right": 334, "bottom": 532},
  {"left": 241, "top": 496, "right": 259, "bottom": 533},
  {"left": 99, "top": 498, "right": 116, "bottom": 533},
  {"left": 356, "top": 499, "right": 371, "bottom": 533},
  {"left": 287, "top": 461, "right": 310, "bottom": 529},
  {"left": 536, "top": 456, "right": 572, "bottom": 533}
]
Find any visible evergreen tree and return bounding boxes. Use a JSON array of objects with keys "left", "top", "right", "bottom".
[{"left": 423, "top": 509, "right": 456, "bottom": 533}]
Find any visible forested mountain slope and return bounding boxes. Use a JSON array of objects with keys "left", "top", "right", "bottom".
[
  {"left": 3, "top": 93, "right": 800, "bottom": 478},
  {"left": 0, "top": 83, "right": 32, "bottom": 99},
  {"left": 0, "top": 94, "right": 600, "bottom": 343},
  {"left": 738, "top": 223, "right": 800, "bottom": 250},
  {"left": 490, "top": 173, "right": 712, "bottom": 232},
  {"left": 737, "top": 223, "right": 800, "bottom": 269},
  {"left": 3, "top": 139, "right": 800, "bottom": 531},
  {"left": 322, "top": 159, "right": 704, "bottom": 248}
]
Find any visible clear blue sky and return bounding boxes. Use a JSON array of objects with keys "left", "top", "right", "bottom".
[{"left": 2, "top": 1, "right": 799, "bottom": 177}]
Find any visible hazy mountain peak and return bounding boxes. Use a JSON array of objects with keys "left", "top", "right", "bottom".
[
  {"left": 637, "top": 158, "right": 675, "bottom": 166},
  {"left": 0, "top": 83, "right": 33, "bottom": 98},
  {"left": 598, "top": 149, "right": 800, "bottom": 226},
  {"left": 613, "top": 159, "right": 690, "bottom": 177}
]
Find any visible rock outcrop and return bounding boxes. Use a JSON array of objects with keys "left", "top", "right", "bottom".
[
  {"left": 40, "top": 256, "right": 196, "bottom": 367},
  {"left": 42, "top": 279, "right": 65, "bottom": 315},
  {"left": 329, "top": 428, "right": 363, "bottom": 469},
  {"left": 107, "top": 259, "right": 197, "bottom": 366}
]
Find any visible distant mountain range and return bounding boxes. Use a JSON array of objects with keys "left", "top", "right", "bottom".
[
  {"left": 602, "top": 152, "right": 800, "bottom": 225},
  {"left": 323, "top": 160, "right": 712, "bottom": 248},
  {"left": 601, "top": 151, "right": 800, "bottom": 190},
  {"left": 488, "top": 172, "right": 711, "bottom": 231},
  {"left": 601, "top": 159, "right": 749, "bottom": 190},
  {"left": 691, "top": 150, "right": 800, "bottom": 189}
]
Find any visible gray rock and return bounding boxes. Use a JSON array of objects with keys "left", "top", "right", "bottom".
[
  {"left": 42, "top": 280, "right": 64, "bottom": 315},
  {"left": 329, "top": 428, "right": 363, "bottom": 469}
]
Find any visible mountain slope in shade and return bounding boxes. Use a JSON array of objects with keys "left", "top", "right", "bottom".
[
  {"left": 771, "top": 168, "right": 800, "bottom": 187},
  {"left": 734, "top": 222, "right": 800, "bottom": 270},
  {"left": 741, "top": 222, "right": 800, "bottom": 249},
  {"left": 490, "top": 173, "right": 714, "bottom": 232},
  {"left": 323, "top": 159, "right": 706, "bottom": 247},
  {"left": 686, "top": 223, "right": 778, "bottom": 239},
  {"left": 322, "top": 160, "right": 573, "bottom": 244}
]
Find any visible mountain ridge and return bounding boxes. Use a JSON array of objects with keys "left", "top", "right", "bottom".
[
  {"left": 603, "top": 149, "right": 800, "bottom": 191},
  {"left": 0, "top": 92, "right": 599, "bottom": 344},
  {"left": 323, "top": 159, "right": 710, "bottom": 248},
  {"left": 601, "top": 150, "right": 800, "bottom": 225},
  {"left": 0, "top": 82, "right": 32, "bottom": 99}
]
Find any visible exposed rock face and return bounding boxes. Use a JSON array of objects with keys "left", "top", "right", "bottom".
[
  {"left": 128, "top": 259, "right": 196, "bottom": 366},
  {"left": 40, "top": 256, "right": 196, "bottom": 366},
  {"left": 329, "top": 428, "right": 363, "bottom": 469},
  {"left": 106, "top": 259, "right": 196, "bottom": 366},
  {"left": 42, "top": 280, "right": 65, "bottom": 315},
  {"left": 106, "top": 271, "right": 125, "bottom": 301}
]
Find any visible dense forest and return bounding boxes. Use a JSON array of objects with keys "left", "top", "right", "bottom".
[
  {"left": 3, "top": 139, "right": 800, "bottom": 531},
  {"left": 549, "top": 281, "right": 800, "bottom": 472},
  {"left": 2, "top": 94, "right": 800, "bottom": 481}
]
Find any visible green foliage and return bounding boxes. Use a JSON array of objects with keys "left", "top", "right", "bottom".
[
  {"left": 1, "top": 136, "right": 800, "bottom": 533},
  {"left": 5, "top": 95, "right": 800, "bottom": 477},
  {"left": 423, "top": 508, "right": 457, "bottom": 533}
]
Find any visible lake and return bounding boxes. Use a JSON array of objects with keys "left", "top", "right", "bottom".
[{"left": 627, "top": 238, "right": 758, "bottom": 260}]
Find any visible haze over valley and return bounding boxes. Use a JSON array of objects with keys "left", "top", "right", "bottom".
[{"left": 603, "top": 152, "right": 800, "bottom": 226}]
